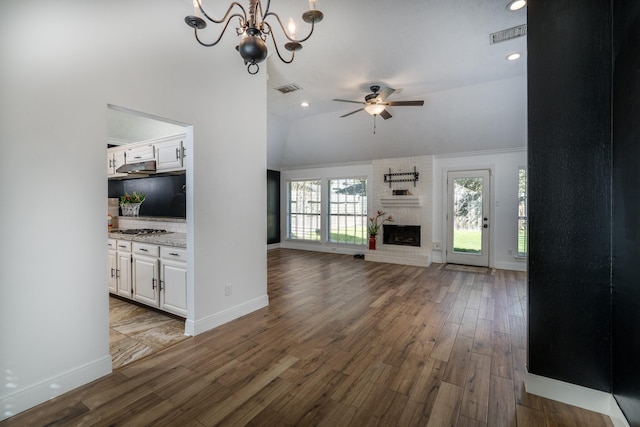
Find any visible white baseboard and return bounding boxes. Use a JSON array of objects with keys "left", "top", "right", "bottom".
[
  {"left": 526, "top": 373, "right": 630, "bottom": 427},
  {"left": 0, "top": 356, "right": 112, "bottom": 422},
  {"left": 188, "top": 294, "right": 269, "bottom": 336},
  {"left": 494, "top": 259, "right": 526, "bottom": 271},
  {"left": 267, "top": 243, "right": 281, "bottom": 250}
]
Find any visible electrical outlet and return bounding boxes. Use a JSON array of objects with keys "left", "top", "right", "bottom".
[
  {"left": 225, "top": 284, "right": 232, "bottom": 296},
  {"left": 433, "top": 241, "right": 442, "bottom": 250}
]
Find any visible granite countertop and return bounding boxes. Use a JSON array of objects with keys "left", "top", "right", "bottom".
[{"left": 108, "top": 232, "right": 186, "bottom": 248}]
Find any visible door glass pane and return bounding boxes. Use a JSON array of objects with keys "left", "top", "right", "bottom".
[{"left": 453, "top": 177, "right": 483, "bottom": 254}]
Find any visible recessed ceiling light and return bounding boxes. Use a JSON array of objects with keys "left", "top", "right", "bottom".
[
  {"left": 506, "top": 52, "right": 521, "bottom": 61},
  {"left": 301, "top": 101, "right": 309, "bottom": 107},
  {"left": 507, "top": 0, "right": 526, "bottom": 11}
]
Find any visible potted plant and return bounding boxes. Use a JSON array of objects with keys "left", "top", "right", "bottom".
[
  {"left": 119, "top": 191, "right": 146, "bottom": 217},
  {"left": 367, "top": 210, "right": 393, "bottom": 250}
]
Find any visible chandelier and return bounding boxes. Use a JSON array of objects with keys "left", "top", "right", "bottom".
[{"left": 185, "top": 0, "right": 324, "bottom": 75}]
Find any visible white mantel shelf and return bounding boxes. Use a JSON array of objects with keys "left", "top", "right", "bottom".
[{"left": 380, "top": 196, "right": 422, "bottom": 207}]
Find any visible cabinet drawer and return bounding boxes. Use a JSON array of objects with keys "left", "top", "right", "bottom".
[
  {"left": 116, "top": 240, "right": 131, "bottom": 252},
  {"left": 126, "top": 144, "right": 155, "bottom": 162},
  {"left": 160, "top": 247, "right": 187, "bottom": 262},
  {"left": 133, "top": 242, "right": 159, "bottom": 257},
  {"left": 108, "top": 239, "right": 117, "bottom": 250}
]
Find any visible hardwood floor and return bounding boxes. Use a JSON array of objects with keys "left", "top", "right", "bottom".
[
  {"left": 2, "top": 249, "right": 613, "bottom": 426},
  {"left": 109, "top": 297, "right": 189, "bottom": 369}
]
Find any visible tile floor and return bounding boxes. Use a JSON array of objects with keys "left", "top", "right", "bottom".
[{"left": 109, "top": 296, "right": 189, "bottom": 369}]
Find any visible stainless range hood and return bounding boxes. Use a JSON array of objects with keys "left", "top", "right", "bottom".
[{"left": 116, "top": 160, "right": 156, "bottom": 174}]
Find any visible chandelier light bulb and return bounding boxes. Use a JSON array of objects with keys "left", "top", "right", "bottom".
[{"left": 288, "top": 17, "right": 296, "bottom": 38}]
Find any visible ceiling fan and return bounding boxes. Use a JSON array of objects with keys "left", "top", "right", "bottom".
[{"left": 333, "top": 85, "right": 424, "bottom": 120}]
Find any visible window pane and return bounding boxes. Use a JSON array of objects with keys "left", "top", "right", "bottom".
[
  {"left": 328, "top": 178, "right": 367, "bottom": 245},
  {"left": 288, "top": 180, "right": 321, "bottom": 241},
  {"left": 517, "top": 167, "right": 528, "bottom": 257},
  {"left": 452, "top": 177, "right": 483, "bottom": 254}
]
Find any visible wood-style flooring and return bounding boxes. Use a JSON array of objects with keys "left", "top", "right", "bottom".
[
  {"left": 109, "top": 297, "right": 189, "bottom": 369},
  {"left": 1, "top": 249, "right": 613, "bottom": 426}
]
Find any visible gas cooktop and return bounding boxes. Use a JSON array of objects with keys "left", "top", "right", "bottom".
[{"left": 110, "top": 228, "right": 169, "bottom": 235}]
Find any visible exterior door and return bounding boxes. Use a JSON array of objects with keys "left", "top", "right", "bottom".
[{"left": 446, "top": 170, "right": 491, "bottom": 267}]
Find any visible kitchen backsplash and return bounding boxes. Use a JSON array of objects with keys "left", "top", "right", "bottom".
[{"left": 108, "top": 174, "right": 186, "bottom": 218}]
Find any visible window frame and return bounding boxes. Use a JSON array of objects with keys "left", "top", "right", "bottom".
[
  {"left": 327, "top": 177, "right": 368, "bottom": 246},
  {"left": 287, "top": 179, "right": 322, "bottom": 241},
  {"left": 517, "top": 166, "right": 528, "bottom": 258}
]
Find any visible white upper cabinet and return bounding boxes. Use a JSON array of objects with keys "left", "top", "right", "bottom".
[
  {"left": 107, "top": 147, "right": 127, "bottom": 177},
  {"left": 155, "top": 136, "right": 184, "bottom": 172}
]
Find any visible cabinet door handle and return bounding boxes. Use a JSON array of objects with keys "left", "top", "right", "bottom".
[
  {"left": 110, "top": 268, "right": 115, "bottom": 278},
  {"left": 133, "top": 156, "right": 142, "bottom": 159},
  {"left": 159, "top": 279, "right": 164, "bottom": 291},
  {"left": 152, "top": 278, "right": 157, "bottom": 290},
  {"left": 140, "top": 248, "right": 148, "bottom": 252},
  {"left": 175, "top": 147, "right": 180, "bottom": 160},
  {"left": 116, "top": 269, "right": 120, "bottom": 278},
  {"left": 118, "top": 245, "right": 127, "bottom": 249},
  {"left": 169, "top": 252, "right": 180, "bottom": 257}
]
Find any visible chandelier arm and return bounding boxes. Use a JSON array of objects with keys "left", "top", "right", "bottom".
[
  {"left": 267, "top": 27, "right": 295, "bottom": 64},
  {"left": 193, "top": 13, "right": 245, "bottom": 47},
  {"left": 198, "top": 1, "right": 247, "bottom": 25},
  {"left": 254, "top": 0, "right": 271, "bottom": 23},
  {"left": 263, "top": 12, "right": 316, "bottom": 43}
]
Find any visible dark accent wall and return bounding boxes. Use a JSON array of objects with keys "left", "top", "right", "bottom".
[
  {"left": 527, "top": 0, "right": 612, "bottom": 392},
  {"left": 108, "top": 174, "right": 186, "bottom": 218},
  {"left": 267, "top": 169, "right": 281, "bottom": 244},
  {"left": 612, "top": 1, "right": 640, "bottom": 424}
]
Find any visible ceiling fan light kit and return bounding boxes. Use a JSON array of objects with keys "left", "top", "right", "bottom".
[
  {"left": 185, "top": 0, "right": 323, "bottom": 75},
  {"left": 333, "top": 85, "right": 425, "bottom": 133}
]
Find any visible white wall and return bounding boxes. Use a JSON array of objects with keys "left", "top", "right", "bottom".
[
  {"left": 432, "top": 148, "right": 527, "bottom": 271},
  {"left": 0, "top": 0, "right": 266, "bottom": 419},
  {"left": 280, "top": 163, "right": 373, "bottom": 255}
]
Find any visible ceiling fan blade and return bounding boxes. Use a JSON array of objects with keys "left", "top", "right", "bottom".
[
  {"left": 340, "top": 108, "right": 364, "bottom": 118},
  {"left": 333, "top": 99, "right": 366, "bottom": 105},
  {"left": 384, "top": 100, "right": 424, "bottom": 106},
  {"left": 380, "top": 109, "right": 392, "bottom": 120},
  {"left": 378, "top": 87, "right": 395, "bottom": 101}
]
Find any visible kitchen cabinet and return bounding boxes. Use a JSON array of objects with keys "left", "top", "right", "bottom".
[
  {"left": 125, "top": 144, "right": 155, "bottom": 163},
  {"left": 107, "top": 241, "right": 117, "bottom": 293},
  {"left": 160, "top": 247, "right": 187, "bottom": 317},
  {"left": 132, "top": 242, "right": 160, "bottom": 307},
  {"left": 107, "top": 147, "right": 126, "bottom": 177},
  {"left": 155, "top": 136, "right": 184, "bottom": 172},
  {"left": 109, "top": 237, "right": 187, "bottom": 317},
  {"left": 107, "top": 239, "right": 132, "bottom": 298}
]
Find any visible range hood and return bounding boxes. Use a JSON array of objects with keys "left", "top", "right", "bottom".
[{"left": 116, "top": 160, "right": 156, "bottom": 174}]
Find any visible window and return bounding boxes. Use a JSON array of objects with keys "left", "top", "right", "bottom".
[
  {"left": 517, "top": 166, "right": 528, "bottom": 257},
  {"left": 328, "top": 178, "right": 368, "bottom": 245},
  {"left": 288, "top": 180, "right": 321, "bottom": 241}
]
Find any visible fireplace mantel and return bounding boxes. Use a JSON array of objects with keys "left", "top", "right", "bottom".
[{"left": 380, "top": 196, "right": 421, "bottom": 207}]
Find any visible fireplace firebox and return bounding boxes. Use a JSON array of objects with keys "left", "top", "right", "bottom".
[{"left": 383, "top": 225, "right": 421, "bottom": 247}]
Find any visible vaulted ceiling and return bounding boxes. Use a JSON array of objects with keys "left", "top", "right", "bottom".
[{"left": 108, "top": 0, "right": 527, "bottom": 170}]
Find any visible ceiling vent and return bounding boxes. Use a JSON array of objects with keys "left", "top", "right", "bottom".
[
  {"left": 275, "top": 83, "right": 302, "bottom": 94},
  {"left": 490, "top": 24, "right": 527, "bottom": 44}
]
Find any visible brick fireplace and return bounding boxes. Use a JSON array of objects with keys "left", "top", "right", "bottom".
[{"left": 365, "top": 156, "right": 433, "bottom": 267}]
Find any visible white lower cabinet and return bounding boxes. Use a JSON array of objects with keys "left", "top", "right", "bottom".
[
  {"left": 132, "top": 242, "right": 160, "bottom": 307},
  {"left": 160, "top": 247, "right": 187, "bottom": 317},
  {"left": 107, "top": 244, "right": 117, "bottom": 294},
  {"left": 108, "top": 239, "right": 133, "bottom": 299},
  {"left": 114, "top": 242, "right": 187, "bottom": 317}
]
